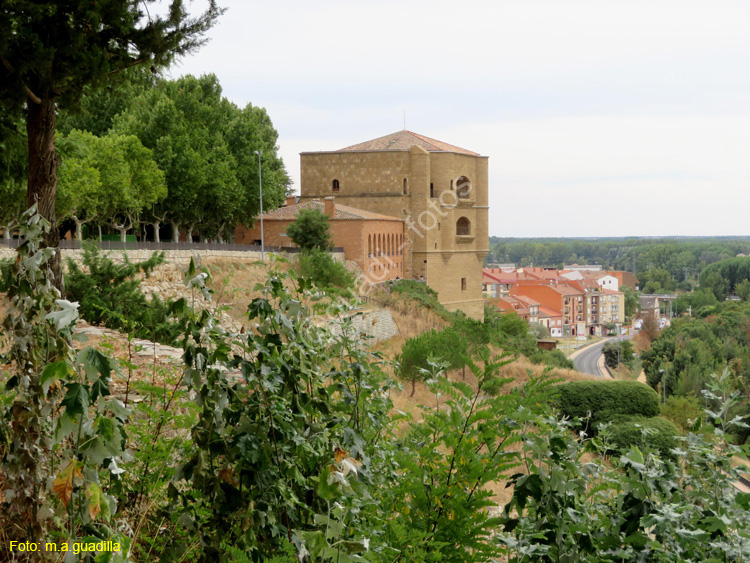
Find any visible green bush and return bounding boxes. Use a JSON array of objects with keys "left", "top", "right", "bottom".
[
  {"left": 296, "top": 248, "right": 354, "bottom": 292},
  {"left": 392, "top": 279, "right": 452, "bottom": 318},
  {"left": 661, "top": 395, "right": 702, "bottom": 432},
  {"left": 605, "top": 415, "right": 679, "bottom": 458},
  {"left": 529, "top": 349, "right": 574, "bottom": 369},
  {"left": 286, "top": 207, "right": 332, "bottom": 250},
  {"left": 66, "top": 244, "right": 188, "bottom": 344},
  {"left": 555, "top": 380, "right": 660, "bottom": 427},
  {"left": 397, "top": 327, "right": 468, "bottom": 395}
]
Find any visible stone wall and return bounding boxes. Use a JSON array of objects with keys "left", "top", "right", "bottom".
[
  {"left": 0, "top": 247, "right": 345, "bottom": 266},
  {"left": 329, "top": 308, "right": 399, "bottom": 344}
]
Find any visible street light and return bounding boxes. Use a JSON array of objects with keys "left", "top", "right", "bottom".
[{"left": 254, "top": 150, "right": 264, "bottom": 261}]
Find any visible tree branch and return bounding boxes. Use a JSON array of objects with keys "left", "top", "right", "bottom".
[{"left": 1, "top": 54, "right": 43, "bottom": 104}]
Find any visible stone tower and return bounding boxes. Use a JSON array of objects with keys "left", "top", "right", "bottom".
[{"left": 299, "top": 130, "right": 489, "bottom": 319}]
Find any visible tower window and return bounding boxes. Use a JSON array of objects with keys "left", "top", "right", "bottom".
[
  {"left": 461, "top": 278, "right": 467, "bottom": 290},
  {"left": 456, "top": 176, "right": 471, "bottom": 199},
  {"left": 332, "top": 179, "right": 340, "bottom": 192},
  {"left": 456, "top": 217, "right": 471, "bottom": 236},
  {"left": 403, "top": 178, "right": 408, "bottom": 195},
  {"left": 430, "top": 183, "right": 435, "bottom": 198}
]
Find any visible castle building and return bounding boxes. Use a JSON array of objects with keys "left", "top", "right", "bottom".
[
  {"left": 235, "top": 197, "right": 405, "bottom": 281},
  {"left": 299, "top": 130, "right": 489, "bottom": 319}
]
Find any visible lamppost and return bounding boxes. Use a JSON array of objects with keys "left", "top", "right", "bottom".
[{"left": 254, "top": 150, "right": 264, "bottom": 261}]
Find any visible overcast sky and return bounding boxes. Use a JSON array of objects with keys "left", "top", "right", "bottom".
[{"left": 173, "top": 0, "right": 750, "bottom": 238}]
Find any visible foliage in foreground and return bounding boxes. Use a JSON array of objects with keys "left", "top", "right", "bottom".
[
  {"left": 3, "top": 213, "right": 750, "bottom": 562},
  {"left": 0, "top": 209, "right": 131, "bottom": 561}
]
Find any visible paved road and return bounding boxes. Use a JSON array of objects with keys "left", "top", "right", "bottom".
[
  {"left": 573, "top": 339, "right": 609, "bottom": 377},
  {"left": 573, "top": 334, "right": 634, "bottom": 377}
]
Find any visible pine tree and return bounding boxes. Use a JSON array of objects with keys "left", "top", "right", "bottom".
[{"left": 0, "top": 1, "right": 223, "bottom": 286}]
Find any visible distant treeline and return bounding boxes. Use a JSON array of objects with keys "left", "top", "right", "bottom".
[{"left": 487, "top": 237, "right": 750, "bottom": 290}]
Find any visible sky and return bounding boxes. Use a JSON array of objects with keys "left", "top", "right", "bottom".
[{"left": 172, "top": 0, "right": 750, "bottom": 238}]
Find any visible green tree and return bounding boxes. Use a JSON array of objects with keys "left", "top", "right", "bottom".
[
  {"left": 57, "top": 130, "right": 166, "bottom": 241},
  {"left": 0, "top": 0, "right": 222, "bottom": 282},
  {"left": 287, "top": 207, "right": 333, "bottom": 250},
  {"left": 737, "top": 279, "right": 750, "bottom": 301},
  {"left": 113, "top": 74, "right": 288, "bottom": 242},
  {"left": 0, "top": 119, "right": 26, "bottom": 239},
  {"left": 702, "top": 270, "right": 730, "bottom": 301},
  {"left": 622, "top": 286, "right": 639, "bottom": 319}
]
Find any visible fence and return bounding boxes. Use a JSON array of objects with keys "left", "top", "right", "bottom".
[{"left": 0, "top": 239, "right": 343, "bottom": 254}]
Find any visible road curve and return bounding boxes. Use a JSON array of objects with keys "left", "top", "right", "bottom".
[
  {"left": 573, "top": 334, "right": 634, "bottom": 377},
  {"left": 573, "top": 339, "right": 609, "bottom": 377}
]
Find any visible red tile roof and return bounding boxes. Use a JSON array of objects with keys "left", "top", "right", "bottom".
[
  {"left": 338, "top": 130, "right": 480, "bottom": 156},
  {"left": 259, "top": 200, "right": 401, "bottom": 222}
]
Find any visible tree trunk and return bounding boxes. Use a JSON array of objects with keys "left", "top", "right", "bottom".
[
  {"left": 2, "top": 226, "right": 11, "bottom": 240},
  {"left": 152, "top": 221, "right": 161, "bottom": 243},
  {"left": 170, "top": 221, "right": 180, "bottom": 243},
  {"left": 74, "top": 219, "right": 84, "bottom": 241},
  {"left": 410, "top": 379, "right": 416, "bottom": 398},
  {"left": 97, "top": 224, "right": 103, "bottom": 241},
  {"left": 26, "top": 97, "right": 63, "bottom": 289},
  {"left": 117, "top": 227, "right": 128, "bottom": 242}
]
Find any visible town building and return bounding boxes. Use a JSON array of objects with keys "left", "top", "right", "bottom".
[
  {"left": 298, "top": 130, "right": 489, "bottom": 319},
  {"left": 235, "top": 197, "right": 405, "bottom": 281}
]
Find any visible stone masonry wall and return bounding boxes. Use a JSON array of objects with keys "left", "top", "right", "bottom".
[
  {"left": 329, "top": 308, "right": 399, "bottom": 344},
  {"left": 0, "top": 247, "right": 345, "bottom": 265}
]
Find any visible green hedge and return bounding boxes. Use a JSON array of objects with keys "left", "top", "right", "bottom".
[
  {"left": 555, "top": 380, "right": 660, "bottom": 426},
  {"left": 605, "top": 415, "right": 679, "bottom": 458}
]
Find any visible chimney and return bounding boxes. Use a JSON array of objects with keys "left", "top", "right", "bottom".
[
  {"left": 324, "top": 196, "right": 335, "bottom": 217},
  {"left": 285, "top": 195, "right": 297, "bottom": 207}
]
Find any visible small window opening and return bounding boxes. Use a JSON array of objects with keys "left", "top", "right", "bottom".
[
  {"left": 403, "top": 178, "right": 408, "bottom": 194},
  {"left": 430, "top": 183, "right": 435, "bottom": 198},
  {"left": 456, "top": 217, "right": 471, "bottom": 236},
  {"left": 332, "top": 179, "right": 340, "bottom": 192},
  {"left": 461, "top": 278, "right": 467, "bottom": 291}
]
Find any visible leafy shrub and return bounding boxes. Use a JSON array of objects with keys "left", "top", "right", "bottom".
[
  {"left": 392, "top": 279, "right": 452, "bottom": 318},
  {"left": 661, "top": 395, "right": 702, "bottom": 432},
  {"left": 528, "top": 322, "right": 550, "bottom": 339},
  {"left": 286, "top": 207, "right": 332, "bottom": 250},
  {"left": 555, "top": 380, "right": 660, "bottom": 428},
  {"left": 397, "top": 327, "right": 468, "bottom": 395},
  {"left": 603, "top": 340, "right": 635, "bottom": 369},
  {"left": 65, "top": 243, "right": 188, "bottom": 344},
  {"left": 529, "top": 348, "right": 574, "bottom": 369},
  {"left": 604, "top": 415, "right": 679, "bottom": 458},
  {"left": 296, "top": 248, "right": 354, "bottom": 292}
]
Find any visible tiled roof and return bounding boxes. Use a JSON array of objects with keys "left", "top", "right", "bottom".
[
  {"left": 339, "top": 130, "right": 480, "bottom": 156},
  {"left": 539, "top": 306, "right": 562, "bottom": 317},
  {"left": 260, "top": 200, "right": 401, "bottom": 221},
  {"left": 514, "top": 295, "right": 540, "bottom": 307}
]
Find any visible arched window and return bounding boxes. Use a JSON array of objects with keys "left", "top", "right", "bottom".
[
  {"left": 332, "top": 179, "right": 340, "bottom": 192},
  {"left": 403, "top": 178, "right": 408, "bottom": 195},
  {"left": 456, "top": 217, "right": 471, "bottom": 236},
  {"left": 368, "top": 234, "right": 372, "bottom": 257},
  {"left": 456, "top": 176, "right": 471, "bottom": 199}
]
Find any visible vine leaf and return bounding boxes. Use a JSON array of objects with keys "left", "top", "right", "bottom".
[
  {"left": 61, "top": 383, "right": 90, "bottom": 417},
  {"left": 53, "top": 459, "right": 83, "bottom": 506},
  {"left": 40, "top": 361, "right": 74, "bottom": 396},
  {"left": 86, "top": 482, "right": 110, "bottom": 520},
  {"left": 44, "top": 299, "right": 79, "bottom": 330}
]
